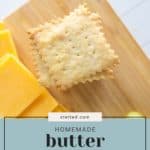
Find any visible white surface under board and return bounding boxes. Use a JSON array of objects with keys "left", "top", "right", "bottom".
[
  {"left": 109, "top": 0, "right": 150, "bottom": 58},
  {"left": 0, "top": 0, "right": 150, "bottom": 58},
  {"left": 0, "top": 0, "right": 27, "bottom": 19}
]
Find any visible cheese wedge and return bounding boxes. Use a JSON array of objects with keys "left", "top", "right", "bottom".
[
  {"left": 0, "top": 29, "right": 17, "bottom": 57},
  {"left": 0, "top": 22, "right": 5, "bottom": 30},
  {"left": 0, "top": 54, "right": 42, "bottom": 117},
  {"left": 53, "top": 104, "right": 68, "bottom": 112},
  {"left": 127, "top": 112, "right": 143, "bottom": 117},
  {"left": 20, "top": 87, "right": 59, "bottom": 117}
]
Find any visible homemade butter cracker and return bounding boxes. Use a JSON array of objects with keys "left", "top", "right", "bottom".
[{"left": 28, "top": 4, "right": 119, "bottom": 90}]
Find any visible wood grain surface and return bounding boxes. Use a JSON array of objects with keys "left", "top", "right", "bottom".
[{"left": 4, "top": 0, "right": 150, "bottom": 117}]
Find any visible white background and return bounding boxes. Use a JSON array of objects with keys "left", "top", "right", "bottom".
[{"left": 0, "top": 0, "right": 150, "bottom": 59}]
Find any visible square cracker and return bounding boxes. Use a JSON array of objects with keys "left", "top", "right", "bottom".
[{"left": 28, "top": 4, "right": 119, "bottom": 90}]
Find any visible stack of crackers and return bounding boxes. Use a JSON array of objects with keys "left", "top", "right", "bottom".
[{"left": 28, "top": 4, "right": 119, "bottom": 90}]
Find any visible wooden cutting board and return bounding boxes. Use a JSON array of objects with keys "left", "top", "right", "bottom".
[{"left": 4, "top": 0, "right": 150, "bottom": 117}]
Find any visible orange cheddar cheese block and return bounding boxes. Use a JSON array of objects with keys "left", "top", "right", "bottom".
[
  {"left": 0, "top": 54, "right": 42, "bottom": 117},
  {"left": 53, "top": 104, "right": 69, "bottom": 112},
  {"left": 0, "top": 22, "right": 5, "bottom": 30},
  {"left": 20, "top": 88, "right": 59, "bottom": 117},
  {"left": 127, "top": 112, "right": 143, "bottom": 117},
  {"left": 0, "top": 29, "right": 17, "bottom": 57}
]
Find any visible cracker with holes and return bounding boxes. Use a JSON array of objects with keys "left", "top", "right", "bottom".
[{"left": 28, "top": 4, "right": 119, "bottom": 90}]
